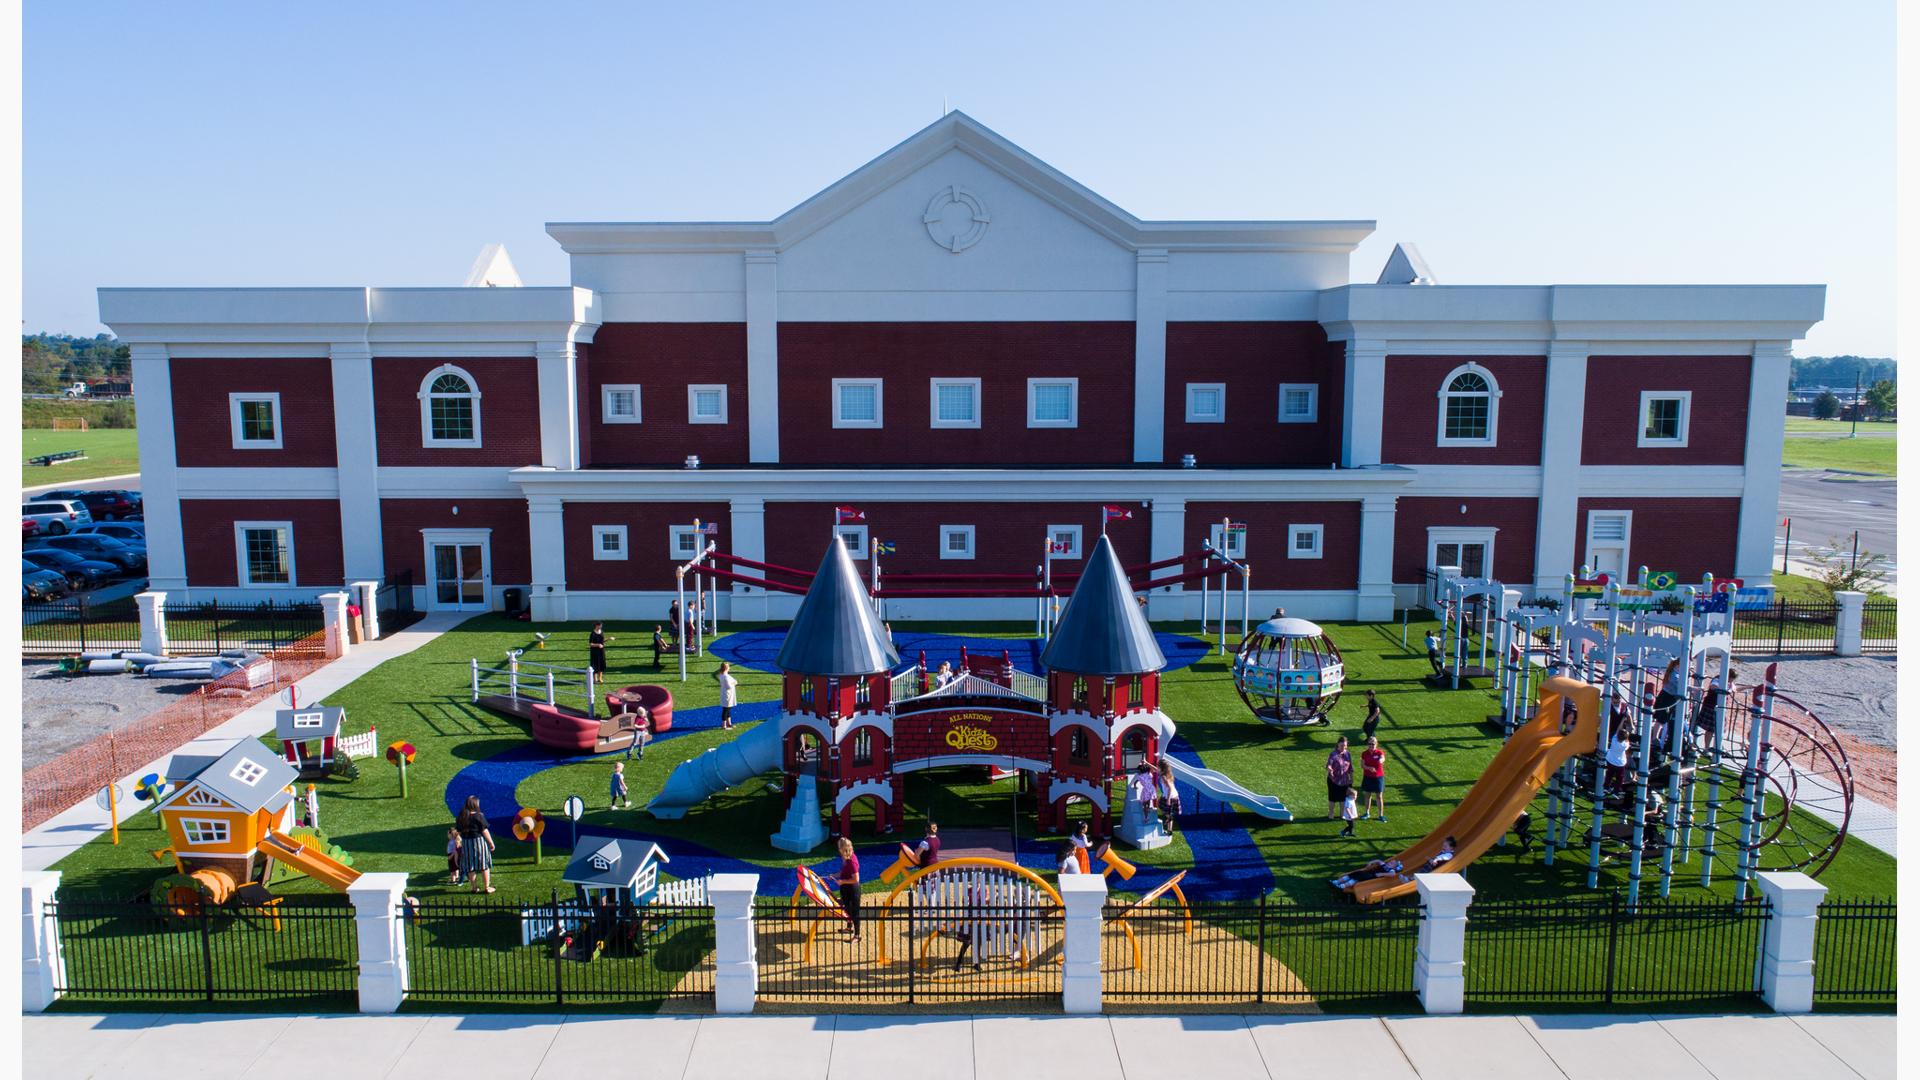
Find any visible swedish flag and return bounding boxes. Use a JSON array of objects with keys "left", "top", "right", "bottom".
[{"left": 875, "top": 540, "right": 897, "bottom": 555}]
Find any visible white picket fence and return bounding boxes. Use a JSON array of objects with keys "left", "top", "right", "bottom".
[{"left": 337, "top": 727, "right": 378, "bottom": 760}]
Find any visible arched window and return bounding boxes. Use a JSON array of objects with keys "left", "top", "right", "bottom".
[
  {"left": 1437, "top": 364, "right": 1499, "bottom": 446},
  {"left": 852, "top": 728, "right": 873, "bottom": 767},
  {"left": 419, "top": 365, "right": 482, "bottom": 448},
  {"left": 1068, "top": 728, "right": 1091, "bottom": 765}
]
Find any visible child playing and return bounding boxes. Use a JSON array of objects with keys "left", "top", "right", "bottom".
[
  {"left": 610, "top": 761, "right": 632, "bottom": 810},
  {"left": 446, "top": 827, "right": 464, "bottom": 886}
]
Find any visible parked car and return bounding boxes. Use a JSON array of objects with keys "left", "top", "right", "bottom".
[
  {"left": 22, "top": 561, "right": 68, "bottom": 601},
  {"left": 74, "top": 522, "right": 147, "bottom": 545},
  {"left": 21, "top": 500, "right": 92, "bottom": 535},
  {"left": 28, "top": 533, "right": 146, "bottom": 572},
  {"left": 23, "top": 518, "right": 38, "bottom": 538},
  {"left": 23, "top": 547, "right": 121, "bottom": 589},
  {"left": 38, "top": 489, "right": 140, "bottom": 522}
]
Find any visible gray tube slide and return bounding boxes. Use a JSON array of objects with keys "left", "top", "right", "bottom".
[{"left": 647, "top": 721, "right": 783, "bottom": 820}]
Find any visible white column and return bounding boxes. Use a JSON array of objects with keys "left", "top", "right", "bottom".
[
  {"left": 1832, "top": 591, "right": 1866, "bottom": 656},
  {"left": 1058, "top": 873, "right": 1107, "bottom": 1014},
  {"left": 346, "top": 872, "right": 409, "bottom": 1013},
  {"left": 330, "top": 341, "right": 385, "bottom": 582},
  {"left": 745, "top": 250, "right": 781, "bottom": 463},
  {"left": 1356, "top": 495, "right": 1398, "bottom": 620},
  {"left": 1754, "top": 871, "right": 1827, "bottom": 1013},
  {"left": 1146, "top": 497, "right": 1187, "bottom": 621},
  {"left": 708, "top": 872, "right": 760, "bottom": 1013},
  {"left": 319, "top": 591, "right": 351, "bottom": 659},
  {"left": 729, "top": 497, "right": 769, "bottom": 621},
  {"left": 129, "top": 344, "right": 187, "bottom": 592},
  {"left": 20, "top": 870, "right": 63, "bottom": 1012},
  {"left": 135, "top": 590, "right": 169, "bottom": 656},
  {"left": 1736, "top": 342, "right": 1793, "bottom": 580},
  {"left": 1340, "top": 338, "right": 1387, "bottom": 467},
  {"left": 352, "top": 580, "right": 381, "bottom": 641},
  {"left": 1533, "top": 342, "right": 1590, "bottom": 591},
  {"left": 1132, "top": 249, "right": 1169, "bottom": 463},
  {"left": 527, "top": 496, "right": 569, "bottom": 622},
  {"left": 1414, "top": 873, "right": 1474, "bottom": 1014},
  {"left": 534, "top": 339, "right": 581, "bottom": 471}
]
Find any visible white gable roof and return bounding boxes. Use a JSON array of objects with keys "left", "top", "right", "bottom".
[{"left": 463, "top": 244, "right": 523, "bottom": 287}]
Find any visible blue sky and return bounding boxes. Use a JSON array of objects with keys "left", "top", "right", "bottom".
[{"left": 24, "top": 2, "right": 1895, "bottom": 357}]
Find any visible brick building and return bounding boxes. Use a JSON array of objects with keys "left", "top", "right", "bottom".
[{"left": 99, "top": 114, "right": 1823, "bottom": 622}]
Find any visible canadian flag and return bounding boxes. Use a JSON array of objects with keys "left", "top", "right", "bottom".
[
  {"left": 1102, "top": 505, "right": 1134, "bottom": 523},
  {"left": 835, "top": 506, "right": 866, "bottom": 524},
  {"left": 1048, "top": 540, "right": 1072, "bottom": 553}
]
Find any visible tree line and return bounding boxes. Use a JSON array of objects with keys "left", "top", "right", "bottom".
[
  {"left": 1791, "top": 355, "right": 1895, "bottom": 388},
  {"left": 22, "top": 333, "right": 130, "bottom": 394}
]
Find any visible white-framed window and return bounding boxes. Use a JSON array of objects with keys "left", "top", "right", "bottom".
[
  {"left": 1185, "top": 383, "right": 1226, "bottom": 423},
  {"left": 601, "top": 384, "right": 643, "bottom": 425},
  {"left": 179, "top": 818, "right": 231, "bottom": 846},
  {"left": 687, "top": 384, "right": 728, "bottom": 424},
  {"left": 1209, "top": 523, "right": 1247, "bottom": 560},
  {"left": 940, "top": 525, "right": 976, "bottom": 560},
  {"left": 419, "top": 364, "right": 482, "bottom": 448},
  {"left": 592, "top": 525, "right": 629, "bottom": 561},
  {"left": 1027, "top": 378, "right": 1079, "bottom": 428},
  {"left": 929, "top": 378, "right": 982, "bottom": 429},
  {"left": 668, "top": 525, "right": 705, "bottom": 560},
  {"left": 228, "top": 392, "right": 283, "bottom": 449},
  {"left": 185, "top": 788, "right": 224, "bottom": 807},
  {"left": 1638, "top": 391, "right": 1692, "bottom": 447},
  {"left": 229, "top": 758, "right": 269, "bottom": 786},
  {"left": 1584, "top": 510, "right": 1633, "bottom": 581},
  {"left": 291, "top": 710, "right": 326, "bottom": 730},
  {"left": 1277, "top": 384, "right": 1318, "bottom": 424},
  {"left": 234, "top": 521, "right": 294, "bottom": 587},
  {"left": 835, "top": 525, "right": 870, "bottom": 559},
  {"left": 833, "top": 379, "right": 884, "bottom": 429},
  {"left": 1046, "top": 524, "right": 1084, "bottom": 559},
  {"left": 1427, "top": 527, "right": 1498, "bottom": 580},
  {"left": 1437, "top": 364, "right": 1500, "bottom": 446},
  {"left": 1287, "top": 524, "right": 1325, "bottom": 560}
]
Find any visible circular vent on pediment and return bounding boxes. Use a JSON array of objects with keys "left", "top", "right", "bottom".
[{"left": 922, "top": 186, "right": 990, "bottom": 253}]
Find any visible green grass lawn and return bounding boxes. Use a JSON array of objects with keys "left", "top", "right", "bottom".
[
  {"left": 22, "top": 427, "right": 141, "bottom": 487},
  {"left": 1782, "top": 428, "right": 1897, "bottom": 475},
  {"left": 1784, "top": 418, "right": 1896, "bottom": 435}
]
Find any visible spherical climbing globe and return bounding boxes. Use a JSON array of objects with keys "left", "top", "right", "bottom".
[{"left": 1231, "top": 617, "right": 1345, "bottom": 727}]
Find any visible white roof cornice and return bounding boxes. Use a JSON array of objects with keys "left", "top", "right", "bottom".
[
  {"left": 1319, "top": 284, "right": 1826, "bottom": 344},
  {"left": 546, "top": 112, "right": 1374, "bottom": 256},
  {"left": 98, "top": 286, "right": 601, "bottom": 345}
]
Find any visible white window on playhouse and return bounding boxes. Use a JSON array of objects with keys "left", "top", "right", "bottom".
[
  {"left": 292, "top": 711, "right": 326, "bottom": 730},
  {"left": 180, "top": 818, "right": 231, "bottom": 846},
  {"left": 185, "top": 788, "right": 225, "bottom": 807},
  {"left": 229, "top": 758, "right": 269, "bottom": 786}
]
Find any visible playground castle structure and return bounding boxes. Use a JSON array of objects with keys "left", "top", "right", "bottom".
[{"left": 648, "top": 532, "right": 1291, "bottom": 850}]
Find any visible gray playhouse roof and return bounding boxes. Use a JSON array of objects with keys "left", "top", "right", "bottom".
[
  {"left": 160, "top": 740, "right": 298, "bottom": 815},
  {"left": 1041, "top": 534, "right": 1166, "bottom": 676},
  {"left": 775, "top": 539, "right": 900, "bottom": 676},
  {"left": 274, "top": 705, "right": 344, "bottom": 742},
  {"left": 562, "top": 836, "right": 668, "bottom": 889}
]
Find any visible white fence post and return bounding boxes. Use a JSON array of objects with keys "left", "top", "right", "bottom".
[
  {"left": 135, "top": 590, "right": 168, "bottom": 657},
  {"left": 1832, "top": 591, "right": 1866, "bottom": 657},
  {"left": 1059, "top": 873, "right": 1108, "bottom": 1014},
  {"left": 319, "top": 591, "right": 351, "bottom": 659},
  {"left": 1755, "top": 871, "right": 1827, "bottom": 1013},
  {"left": 21, "top": 870, "right": 64, "bottom": 1012},
  {"left": 346, "top": 872, "right": 410, "bottom": 1013},
  {"left": 1414, "top": 874, "right": 1473, "bottom": 1014},
  {"left": 352, "top": 580, "right": 381, "bottom": 641},
  {"left": 709, "top": 873, "right": 760, "bottom": 1013}
]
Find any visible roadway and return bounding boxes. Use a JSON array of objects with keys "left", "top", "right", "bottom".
[
  {"left": 1775, "top": 468, "right": 1897, "bottom": 591},
  {"left": 23, "top": 472, "right": 142, "bottom": 497}
]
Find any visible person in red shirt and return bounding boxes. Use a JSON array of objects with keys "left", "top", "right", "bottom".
[{"left": 1359, "top": 735, "right": 1389, "bottom": 823}]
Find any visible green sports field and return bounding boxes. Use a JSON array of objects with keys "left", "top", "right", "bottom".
[{"left": 22, "top": 427, "right": 141, "bottom": 487}]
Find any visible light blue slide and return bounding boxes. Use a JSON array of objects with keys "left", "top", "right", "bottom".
[
  {"left": 1167, "top": 756, "right": 1293, "bottom": 822},
  {"left": 647, "top": 722, "right": 783, "bottom": 819}
]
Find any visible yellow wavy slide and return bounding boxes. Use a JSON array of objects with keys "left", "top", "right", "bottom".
[
  {"left": 1344, "top": 675, "right": 1600, "bottom": 904},
  {"left": 259, "top": 830, "right": 363, "bottom": 892}
]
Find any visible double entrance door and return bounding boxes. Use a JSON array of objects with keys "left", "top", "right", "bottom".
[{"left": 426, "top": 533, "right": 491, "bottom": 611}]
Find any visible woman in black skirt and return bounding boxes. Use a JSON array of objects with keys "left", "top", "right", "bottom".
[
  {"left": 455, "top": 795, "right": 496, "bottom": 893},
  {"left": 587, "top": 622, "right": 608, "bottom": 678}
]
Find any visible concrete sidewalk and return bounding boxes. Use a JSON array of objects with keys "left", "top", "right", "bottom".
[
  {"left": 21, "top": 1012, "right": 1892, "bottom": 1080},
  {"left": 22, "top": 611, "right": 473, "bottom": 872}
]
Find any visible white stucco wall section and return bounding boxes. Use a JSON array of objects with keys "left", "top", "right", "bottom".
[
  {"left": 1533, "top": 342, "right": 1589, "bottom": 590},
  {"left": 1133, "top": 250, "right": 1169, "bottom": 462},
  {"left": 744, "top": 251, "right": 781, "bottom": 462},
  {"left": 1737, "top": 342, "right": 1794, "bottom": 580},
  {"left": 331, "top": 341, "right": 384, "bottom": 580},
  {"left": 128, "top": 344, "right": 186, "bottom": 592}
]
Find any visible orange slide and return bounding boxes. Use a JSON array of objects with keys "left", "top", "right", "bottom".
[
  {"left": 258, "top": 830, "right": 363, "bottom": 892},
  {"left": 1343, "top": 675, "right": 1601, "bottom": 904}
]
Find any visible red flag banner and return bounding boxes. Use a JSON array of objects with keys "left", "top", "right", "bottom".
[
  {"left": 1102, "top": 505, "right": 1133, "bottom": 522},
  {"left": 835, "top": 506, "right": 867, "bottom": 524}
]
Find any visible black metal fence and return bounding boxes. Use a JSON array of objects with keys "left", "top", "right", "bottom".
[
  {"left": 377, "top": 569, "right": 423, "bottom": 635},
  {"left": 755, "top": 898, "right": 1064, "bottom": 1009},
  {"left": 1102, "top": 896, "right": 1420, "bottom": 1010},
  {"left": 21, "top": 595, "right": 143, "bottom": 657},
  {"left": 49, "top": 894, "right": 358, "bottom": 1009},
  {"left": 1811, "top": 898, "right": 1896, "bottom": 1006},
  {"left": 402, "top": 894, "right": 715, "bottom": 1007},
  {"left": 163, "top": 599, "right": 326, "bottom": 655},
  {"left": 1463, "top": 893, "right": 1770, "bottom": 1008},
  {"left": 1733, "top": 600, "right": 1839, "bottom": 655},
  {"left": 1860, "top": 600, "right": 1896, "bottom": 654}
]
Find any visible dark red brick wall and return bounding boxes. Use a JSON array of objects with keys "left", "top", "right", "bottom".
[
  {"left": 1391, "top": 496, "right": 1539, "bottom": 584},
  {"left": 763, "top": 502, "right": 1150, "bottom": 581},
  {"left": 561, "top": 500, "right": 732, "bottom": 590},
  {"left": 775, "top": 323, "right": 1135, "bottom": 465},
  {"left": 1580, "top": 356, "right": 1750, "bottom": 466},
  {"left": 1163, "top": 323, "right": 1344, "bottom": 466},
  {"left": 379, "top": 498, "right": 531, "bottom": 585},
  {"left": 171, "top": 358, "right": 337, "bottom": 468},
  {"left": 575, "top": 342, "right": 593, "bottom": 468},
  {"left": 1573, "top": 497, "right": 1741, "bottom": 582},
  {"left": 583, "top": 324, "right": 751, "bottom": 467},
  {"left": 1380, "top": 356, "right": 1546, "bottom": 465},
  {"left": 1184, "top": 501, "right": 1360, "bottom": 589},
  {"left": 179, "top": 498, "right": 342, "bottom": 588},
  {"left": 373, "top": 357, "right": 542, "bottom": 466}
]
